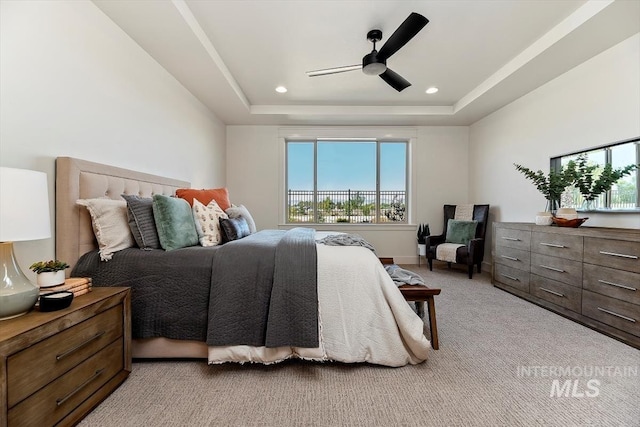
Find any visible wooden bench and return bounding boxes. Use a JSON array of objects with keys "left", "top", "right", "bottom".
[{"left": 380, "top": 258, "right": 441, "bottom": 350}]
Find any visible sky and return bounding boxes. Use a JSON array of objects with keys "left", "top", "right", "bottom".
[{"left": 287, "top": 141, "right": 406, "bottom": 191}]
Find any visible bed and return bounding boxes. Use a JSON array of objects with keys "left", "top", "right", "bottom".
[{"left": 55, "top": 157, "right": 430, "bottom": 367}]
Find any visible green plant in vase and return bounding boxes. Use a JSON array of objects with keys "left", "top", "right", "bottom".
[
  {"left": 514, "top": 162, "right": 577, "bottom": 214},
  {"left": 572, "top": 154, "right": 638, "bottom": 210}
]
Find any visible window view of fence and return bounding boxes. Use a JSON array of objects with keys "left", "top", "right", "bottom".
[
  {"left": 287, "top": 189, "right": 406, "bottom": 223},
  {"left": 561, "top": 188, "right": 637, "bottom": 210}
]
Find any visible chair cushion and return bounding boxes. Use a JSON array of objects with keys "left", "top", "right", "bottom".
[{"left": 445, "top": 220, "right": 478, "bottom": 245}]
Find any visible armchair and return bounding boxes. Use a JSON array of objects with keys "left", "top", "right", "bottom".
[{"left": 426, "top": 204, "right": 490, "bottom": 279}]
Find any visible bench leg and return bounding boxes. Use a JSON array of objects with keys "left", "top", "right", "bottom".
[
  {"left": 426, "top": 297, "right": 439, "bottom": 350},
  {"left": 415, "top": 301, "right": 425, "bottom": 318}
]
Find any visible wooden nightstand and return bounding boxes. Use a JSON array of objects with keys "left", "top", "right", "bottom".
[{"left": 0, "top": 287, "right": 131, "bottom": 427}]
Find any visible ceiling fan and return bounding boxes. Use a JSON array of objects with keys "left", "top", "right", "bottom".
[{"left": 306, "top": 12, "right": 429, "bottom": 92}]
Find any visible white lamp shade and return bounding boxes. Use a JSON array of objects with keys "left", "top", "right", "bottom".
[{"left": 0, "top": 167, "right": 52, "bottom": 242}]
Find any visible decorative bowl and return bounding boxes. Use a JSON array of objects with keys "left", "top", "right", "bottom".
[{"left": 552, "top": 217, "right": 588, "bottom": 228}]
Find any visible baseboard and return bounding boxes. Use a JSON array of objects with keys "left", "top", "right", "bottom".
[{"left": 393, "top": 255, "right": 425, "bottom": 265}]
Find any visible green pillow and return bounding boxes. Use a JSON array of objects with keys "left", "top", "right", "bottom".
[
  {"left": 152, "top": 195, "right": 199, "bottom": 251},
  {"left": 445, "top": 220, "right": 478, "bottom": 245}
]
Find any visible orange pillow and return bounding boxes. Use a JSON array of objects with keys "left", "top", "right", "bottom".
[{"left": 175, "top": 188, "right": 231, "bottom": 211}]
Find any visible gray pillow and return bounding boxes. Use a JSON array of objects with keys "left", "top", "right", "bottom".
[
  {"left": 152, "top": 195, "right": 199, "bottom": 251},
  {"left": 225, "top": 204, "right": 257, "bottom": 233},
  {"left": 219, "top": 217, "right": 250, "bottom": 243},
  {"left": 122, "top": 194, "right": 160, "bottom": 249}
]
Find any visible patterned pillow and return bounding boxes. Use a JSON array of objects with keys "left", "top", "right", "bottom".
[
  {"left": 225, "top": 204, "right": 256, "bottom": 234},
  {"left": 76, "top": 198, "right": 135, "bottom": 261},
  {"left": 121, "top": 194, "right": 160, "bottom": 250},
  {"left": 152, "top": 195, "right": 199, "bottom": 251},
  {"left": 192, "top": 199, "right": 228, "bottom": 247}
]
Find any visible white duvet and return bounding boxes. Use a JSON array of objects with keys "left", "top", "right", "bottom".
[{"left": 207, "top": 243, "right": 431, "bottom": 367}]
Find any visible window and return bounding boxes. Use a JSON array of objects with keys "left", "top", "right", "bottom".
[
  {"left": 286, "top": 139, "right": 408, "bottom": 224},
  {"left": 551, "top": 137, "right": 639, "bottom": 210}
]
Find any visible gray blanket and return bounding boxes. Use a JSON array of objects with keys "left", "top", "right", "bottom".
[
  {"left": 384, "top": 264, "right": 425, "bottom": 286},
  {"left": 316, "top": 233, "right": 376, "bottom": 253},
  {"left": 206, "top": 228, "right": 318, "bottom": 348}
]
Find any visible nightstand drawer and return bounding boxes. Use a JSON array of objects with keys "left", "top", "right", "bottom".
[
  {"left": 494, "top": 263, "right": 529, "bottom": 293},
  {"left": 531, "top": 253, "right": 582, "bottom": 287},
  {"left": 8, "top": 339, "right": 124, "bottom": 427},
  {"left": 582, "top": 290, "right": 640, "bottom": 337},
  {"left": 495, "top": 227, "right": 531, "bottom": 251},
  {"left": 583, "top": 264, "right": 640, "bottom": 305},
  {"left": 531, "top": 232, "right": 583, "bottom": 261},
  {"left": 7, "top": 305, "right": 123, "bottom": 408},
  {"left": 494, "top": 246, "right": 530, "bottom": 271},
  {"left": 584, "top": 237, "right": 640, "bottom": 273},
  {"left": 530, "top": 274, "right": 581, "bottom": 313}
]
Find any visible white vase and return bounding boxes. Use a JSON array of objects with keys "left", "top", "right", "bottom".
[
  {"left": 37, "top": 270, "right": 66, "bottom": 288},
  {"left": 418, "top": 243, "right": 427, "bottom": 256}
]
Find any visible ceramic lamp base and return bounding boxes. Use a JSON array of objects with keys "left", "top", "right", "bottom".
[{"left": 0, "top": 242, "right": 39, "bottom": 320}]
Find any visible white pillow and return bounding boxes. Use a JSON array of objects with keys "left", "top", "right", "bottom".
[
  {"left": 76, "top": 198, "right": 135, "bottom": 261},
  {"left": 192, "top": 199, "right": 228, "bottom": 247},
  {"left": 225, "top": 204, "right": 256, "bottom": 234}
]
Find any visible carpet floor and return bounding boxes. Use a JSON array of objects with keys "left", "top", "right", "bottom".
[{"left": 79, "top": 263, "right": 640, "bottom": 426}]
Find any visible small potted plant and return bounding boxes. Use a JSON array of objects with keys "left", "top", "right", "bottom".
[
  {"left": 417, "top": 223, "right": 430, "bottom": 256},
  {"left": 572, "top": 154, "right": 638, "bottom": 211},
  {"left": 29, "top": 260, "right": 70, "bottom": 287}
]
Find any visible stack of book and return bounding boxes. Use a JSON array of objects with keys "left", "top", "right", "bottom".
[{"left": 39, "top": 277, "right": 92, "bottom": 298}]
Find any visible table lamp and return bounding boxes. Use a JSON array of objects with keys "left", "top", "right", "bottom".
[{"left": 0, "top": 167, "right": 51, "bottom": 320}]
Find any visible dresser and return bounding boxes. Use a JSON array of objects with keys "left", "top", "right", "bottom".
[
  {"left": 0, "top": 287, "right": 131, "bottom": 427},
  {"left": 492, "top": 223, "right": 640, "bottom": 349}
]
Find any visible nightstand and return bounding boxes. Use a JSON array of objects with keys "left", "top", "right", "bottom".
[{"left": 0, "top": 287, "right": 131, "bottom": 427}]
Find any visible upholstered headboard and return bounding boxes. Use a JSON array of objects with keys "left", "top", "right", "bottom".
[{"left": 55, "top": 157, "right": 190, "bottom": 274}]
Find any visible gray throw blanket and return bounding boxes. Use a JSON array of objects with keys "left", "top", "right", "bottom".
[
  {"left": 384, "top": 264, "right": 425, "bottom": 287},
  {"left": 207, "top": 228, "right": 318, "bottom": 348},
  {"left": 317, "top": 233, "right": 376, "bottom": 253}
]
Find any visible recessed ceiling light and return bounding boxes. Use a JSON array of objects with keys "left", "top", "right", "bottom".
[
  {"left": 425, "top": 87, "right": 438, "bottom": 94},
  {"left": 275, "top": 86, "right": 288, "bottom": 93}
]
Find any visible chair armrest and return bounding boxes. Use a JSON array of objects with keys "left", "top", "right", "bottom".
[
  {"left": 468, "top": 238, "right": 485, "bottom": 258},
  {"left": 425, "top": 234, "right": 446, "bottom": 246}
]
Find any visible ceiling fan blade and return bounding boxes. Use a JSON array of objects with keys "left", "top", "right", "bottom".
[
  {"left": 377, "top": 12, "right": 428, "bottom": 61},
  {"left": 306, "top": 64, "right": 362, "bottom": 77},
  {"left": 379, "top": 68, "right": 411, "bottom": 92}
]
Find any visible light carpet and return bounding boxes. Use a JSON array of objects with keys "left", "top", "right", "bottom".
[{"left": 80, "top": 263, "right": 639, "bottom": 426}]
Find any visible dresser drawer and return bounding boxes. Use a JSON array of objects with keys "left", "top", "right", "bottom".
[
  {"left": 495, "top": 227, "right": 531, "bottom": 251},
  {"left": 582, "top": 290, "right": 640, "bottom": 337},
  {"left": 530, "top": 253, "right": 582, "bottom": 287},
  {"left": 494, "top": 246, "right": 530, "bottom": 271},
  {"left": 583, "top": 264, "right": 640, "bottom": 305},
  {"left": 584, "top": 237, "right": 640, "bottom": 273},
  {"left": 7, "top": 305, "right": 123, "bottom": 408},
  {"left": 494, "top": 264, "right": 530, "bottom": 293},
  {"left": 530, "top": 274, "right": 581, "bottom": 313},
  {"left": 8, "top": 339, "right": 124, "bottom": 427},
  {"left": 531, "top": 232, "right": 583, "bottom": 261}
]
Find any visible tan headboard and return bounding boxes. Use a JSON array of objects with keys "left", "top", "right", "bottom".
[{"left": 56, "top": 157, "right": 190, "bottom": 274}]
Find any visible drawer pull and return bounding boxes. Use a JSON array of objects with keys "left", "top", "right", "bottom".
[
  {"left": 502, "top": 237, "right": 521, "bottom": 241},
  {"left": 56, "top": 331, "right": 106, "bottom": 361},
  {"left": 599, "top": 250, "right": 638, "bottom": 260},
  {"left": 540, "top": 287, "right": 564, "bottom": 297},
  {"left": 596, "top": 307, "right": 636, "bottom": 323},
  {"left": 540, "top": 265, "right": 565, "bottom": 273},
  {"left": 540, "top": 242, "right": 566, "bottom": 248},
  {"left": 598, "top": 279, "right": 637, "bottom": 292},
  {"left": 502, "top": 274, "right": 519, "bottom": 281},
  {"left": 56, "top": 368, "right": 105, "bottom": 406},
  {"left": 501, "top": 255, "right": 519, "bottom": 261}
]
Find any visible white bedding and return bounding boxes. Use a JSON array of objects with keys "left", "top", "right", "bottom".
[{"left": 207, "top": 243, "right": 431, "bottom": 367}]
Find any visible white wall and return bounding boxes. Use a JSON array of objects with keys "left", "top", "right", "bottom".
[
  {"left": 469, "top": 33, "right": 640, "bottom": 258},
  {"left": 226, "top": 125, "right": 469, "bottom": 263},
  {"left": 0, "top": 1, "right": 226, "bottom": 277}
]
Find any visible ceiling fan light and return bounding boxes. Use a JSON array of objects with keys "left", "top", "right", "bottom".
[{"left": 363, "top": 62, "right": 386, "bottom": 76}]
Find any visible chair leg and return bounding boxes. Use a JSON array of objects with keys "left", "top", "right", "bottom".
[
  {"left": 477, "top": 262, "right": 482, "bottom": 273},
  {"left": 468, "top": 265, "right": 473, "bottom": 279},
  {"left": 428, "top": 258, "right": 433, "bottom": 271}
]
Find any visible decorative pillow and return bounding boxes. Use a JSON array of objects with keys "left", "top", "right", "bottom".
[
  {"left": 219, "top": 217, "right": 250, "bottom": 243},
  {"left": 445, "top": 220, "right": 478, "bottom": 245},
  {"left": 192, "top": 199, "right": 228, "bottom": 247},
  {"left": 121, "top": 194, "right": 160, "bottom": 250},
  {"left": 225, "top": 204, "right": 256, "bottom": 234},
  {"left": 175, "top": 188, "right": 231, "bottom": 211},
  {"left": 76, "top": 198, "right": 135, "bottom": 261},
  {"left": 152, "top": 194, "right": 199, "bottom": 251}
]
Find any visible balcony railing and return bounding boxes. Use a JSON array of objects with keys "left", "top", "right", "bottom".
[
  {"left": 287, "top": 189, "right": 406, "bottom": 223},
  {"left": 561, "top": 188, "right": 638, "bottom": 210}
]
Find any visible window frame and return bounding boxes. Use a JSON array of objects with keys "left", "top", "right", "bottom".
[
  {"left": 550, "top": 136, "right": 640, "bottom": 212},
  {"left": 279, "top": 127, "right": 417, "bottom": 227}
]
